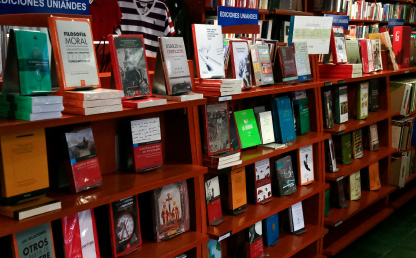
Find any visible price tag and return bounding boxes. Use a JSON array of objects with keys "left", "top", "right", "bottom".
[
  {"left": 338, "top": 80, "right": 346, "bottom": 84},
  {"left": 335, "top": 221, "right": 343, "bottom": 227},
  {"left": 405, "top": 70, "right": 410, "bottom": 74},
  {"left": 336, "top": 176, "right": 344, "bottom": 182},
  {"left": 218, "top": 231, "right": 231, "bottom": 242},
  {"left": 218, "top": 96, "right": 232, "bottom": 102},
  {"left": 324, "top": 81, "right": 332, "bottom": 86}
]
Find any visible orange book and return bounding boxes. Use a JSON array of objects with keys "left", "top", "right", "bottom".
[
  {"left": 0, "top": 129, "right": 49, "bottom": 205},
  {"left": 223, "top": 167, "right": 247, "bottom": 215},
  {"left": 368, "top": 162, "right": 381, "bottom": 191}
]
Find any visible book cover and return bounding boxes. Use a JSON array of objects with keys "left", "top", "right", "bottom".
[
  {"left": 207, "top": 239, "right": 222, "bottom": 258},
  {"left": 48, "top": 17, "right": 100, "bottom": 90},
  {"left": 372, "top": 39, "right": 383, "bottom": 71},
  {"left": 334, "top": 85, "right": 348, "bottom": 124},
  {"left": 391, "top": 153, "right": 407, "bottom": 188},
  {"left": 288, "top": 201, "right": 305, "bottom": 235},
  {"left": 272, "top": 97, "right": 296, "bottom": 143},
  {"left": 298, "top": 145, "right": 314, "bottom": 185},
  {"left": 234, "top": 109, "right": 262, "bottom": 149},
  {"left": 65, "top": 127, "right": 102, "bottom": 193},
  {"left": 250, "top": 44, "right": 274, "bottom": 86},
  {"left": 152, "top": 180, "right": 190, "bottom": 242},
  {"left": 390, "top": 81, "right": 412, "bottom": 115},
  {"left": 254, "top": 159, "right": 272, "bottom": 204},
  {"left": 349, "top": 171, "right": 361, "bottom": 201},
  {"left": 62, "top": 209, "right": 100, "bottom": 258},
  {"left": 246, "top": 221, "right": 264, "bottom": 258},
  {"left": 205, "top": 176, "right": 224, "bottom": 226},
  {"left": 369, "top": 79, "right": 379, "bottom": 112},
  {"left": 109, "top": 196, "right": 142, "bottom": 256},
  {"left": 363, "top": 162, "right": 381, "bottom": 191},
  {"left": 14, "top": 223, "right": 55, "bottom": 258},
  {"left": 229, "top": 107, "right": 242, "bottom": 152},
  {"left": 345, "top": 39, "right": 362, "bottom": 64},
  {"left": 221, "top": 167, "right": 247, "bottom": 215},
  {"left": 368, "top": 124, "right": 379, "bottom": 151},
  {"left": 130, "top": 118, "right": 163, "bottom": 172},
  {"left": 352, "top": 129, "right": 364, "bottom": 159},
  {"left": 325, "top": 137, "right": 338, "bottom": 173},
  {"left": 322, "top": 89, "right": 334, "bottom": 129},
  {"left": 262, "top": 213, "right": 279, "bottom": 246},
  {"left": 154, "top": 37, "right": 193, "bottom": 95},
  {"left": 230, "top": 41, "right": 253, "bottom": 89},
  {"left": 360, "top": 39, "right": 373, "bottom": 73},
  {"left": 204, "top": 102, "right": 232, "bottom": 155},
  {"left": 257, "top": 111, "right": 275, "bottom": 145},
  {"left": 380, "top": 31, "right": 399, "bottom": 71},
  {"left": 0, "top": 129, "right": 49, "bottom": 205},
  {"left": 335, "top": 132, "right": 352, "bottom": 165},
  {"left": 192, "top": 24, "right": 225, "bottom": 79},
  {"left": 294, "top": 98, "right": 310, "bottom": 135},
  {"left": 393, "top": 26, "right": 411, "bottom": 68},
  {"left": 325, "top": 188, "right": 330, "bottom": 217},
  {"left": 330, "top": 26, "right": 348, "bottom": 64},
  {"left": 108, "top": 35, "right": 150, "bottom": 98},
  {"left": 357, "top": 82, "right": 369, "bottom": 119},
  {"left": 274, "top": 155, "right": 296, "bottom": 197},
  {"left": 292, "top": 41, "right": 312, "bottom": 82},
  {"left": 277, "top": 46, "right": 299, "bottom": 84}
]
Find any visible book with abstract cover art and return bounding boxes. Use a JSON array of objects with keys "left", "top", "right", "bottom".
[
  {"left": 330, "top": 26, "right": 348, "bottom": 64},
  {"left": 205, "top": 176, "right": 224, "bottom": 226},
  {"left": 204, "top": 102, "right": 232, "bottom": 156},
  {"left": 246, "top": 221, "right": 264, "bottom": 258},
  {"left": 298, "top": 145, "right": 314, "bottom": 185},
  {"left": 274, "top": 155, "right": 296, "bottom": 197},
  {"left": 152, "top": 180, "right": 190, "bottom": 242},
  {"left": 230, "top": 40, "right": 253, "bottom": 89},
  {"left": 253, "top": 159, "right": 272, "bottom": 204},
  {"left": 108, "top": 35, "right": 151, "bottom": 98},
  {"left": 207, "top": 239, "right": 222, "bottom": 258},
  {"left": 250, "top": 44, "right": 274, "bottom": 86}
]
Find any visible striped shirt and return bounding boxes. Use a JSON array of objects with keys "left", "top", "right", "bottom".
[{"left": 116, "top": 0, "right": 175, "bottom": 56}]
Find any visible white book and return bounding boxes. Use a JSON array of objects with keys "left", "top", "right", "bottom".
[
  {"left": 400, "top": 84, "right": 412, "bottom": 116},
  {"left": 14, "top": 95, "right": 63, "bottom": 105},
  {"left": 64, "top": 104, "right": 123, "bottom": 115},
  {"left": 17, "top": 103, "right": 64, "bottom": 113},
  {"left": 289, "top": 201, "right": 305, "bottom": 233},
  {"left": 61, "top": 88, "right": 124, "bottom": 101},
  {"left": 154, "top": 92, "right": 204, "bottom": 102},
  {"left": 63, "top": 98, "right": 122, "bottom": 108},
  {"left": 217, "top": 159, "right": 243, "bottom": 170},
  {"left": 258, "top": 111, "right": 275, "bottom": 145},
  {"left": 298, "top": 145, "right": 314, "bottom": 185},
  {"left": 15, "top": 111, "right": 62, "bottom": 121}
]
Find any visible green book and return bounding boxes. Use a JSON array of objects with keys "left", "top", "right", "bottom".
[
  {"left": 3, "top": 30, "right": 53, "bottom": 96},
  {"left": 334, "top": 86, "right": 348, "bottom": 124},
  {"left": 294, "top": 98, "right": 310, "bottom": 135},
  {"left": 234, "top": 109, "right": 262, "bottom": 149},
  {"left": 357, "top": 82, "right": 369, "bottom": 119},
  {"left": 335, "top": 133, "right": 352, "bottom": 165},
  {"left": 345, "top": 39, "right": 361, "bottom": 64},
  {"left": 369, "top": 79, "right": 379, "bottom": 112},
  {"left": 322, "top": 89, "right": 334, "bottom": 129},
  {"left": 324, "top": 188, "right": 330, "bottom": 217}
]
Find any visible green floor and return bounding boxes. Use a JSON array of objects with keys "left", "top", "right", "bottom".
[{"left": 333, "top": 197, "right": 416, "bottom": 258}]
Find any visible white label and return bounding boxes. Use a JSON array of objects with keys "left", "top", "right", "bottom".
[
  {"left": 79, "top": 210, "right": 98, "bottom": 258},
  {"left": 131, "top": 117, "right": 161, "bottom": 144},
  {"left": 218, "top": 96, "right": 232, "bottom": 101},
  {"left": 219, "top": 232, "right": 231, "bottom": 242},
  {"left": 299, "top": 145, "right": 314, "bottom": 184}
]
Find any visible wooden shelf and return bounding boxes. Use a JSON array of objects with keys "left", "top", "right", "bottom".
[
  {"left": 0, "top": 99, "right": 206, "bottom": 134},
  {"left": 390, "top": 183, "right": 416, "bottom": 209},
  {"left": 391, "top": 110, "right": 416, "bottom": 117},
  {"left": 324, "top": 110, "right": 393, "bottom": 135},
  {"left": 264, "top": 224, "right": 328, "bottom": 258},
  {"left": 324, "top": 186, "right": 396, "bottom": 227},
  {"left": 207, "top": 183, "right": 325, "bottom": 239},
  {"left": 0, "top": 164, "right": 207, "bottom": 238},
  {"left": 405, "top": 173, "right": 416, "bottom": 185},
  {"left": 323, "top": 208, "right": 394, "bottom": 256},
  {"left": 274, "top": 9, "right": 314, "bottom": 16},
  {"left": 233, "top": 132, "right": 330, "bottom": 169},
  {"left": 326, "top": 147, "right": 396, "bottom": 181},
  {"left": 126, "top": 231, "right": 208, "bottom": 258}
]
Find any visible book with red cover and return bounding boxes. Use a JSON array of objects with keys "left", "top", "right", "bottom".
[
  {"left": 121, "top": 97, "right": 167, "bottom": 109},
  {"left": 108, "top": 35, "right": 151, "bottom": 99},
  {"left": 205, "top": 176, "right": 224, "bottom": 226},
  {"left": 360, "top": 39, "right": 375, "bottom": 73},
  {"left": 246, "top": 221, "right": 264, "bottom": 258},
  {"left": 393, "top": 26, "right": 411, "bottom": 68},
  {"left": 330, "top": 26, "right": 348, "bottom": 64},
  {"left": 276, "top": 46, "right": 299, "bottom": 84},
  {"left": 229, "top": 40, "right": 253, "bottom": 89},
  {"left": 252, "top": 159, "right": 272, "bottom": 204}
]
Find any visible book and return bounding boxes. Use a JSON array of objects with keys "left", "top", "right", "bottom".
[
  {"left": 256, "top": 111, "right": 275, "bottom": 145},
  {"left": 64, "top": 127, "right": 102, "bottom": 193},
  {"left": 192, "top": 24, "right": 225, "bottom": 79},
  {"left": 368, "top": 124, "right": 379, "bottom": 151},
  {"left": 276, "top": 46, "right": 299, "bottom": 84},
  {"left": 326, "top": 137, "right": 338, "bottom": 173},
  {"left": 152, "top": 180, "right": 190, "bottom": 241},
  {"left": 250, "top": 44, "right": 274, "bottom": 86},
  {"left": 130, "top": 117, "right": 163, "bottom": 172},
  {"left": 14, "top": 95, "right": 62, "bottom": 105},
  {"left": 334, "top": 132, "right": 352, "bottom": 165},
  {"left": 331, "top": 178, "right": 348, "bottom": 209},
  {"left": 271, "top": 96, "right": 296, "bottom": 143},
  {"left": 411, "top": 37, "right": 416, "bottom": 67},
  {"left": 288, "top": 201, "right": 305, "bottom": 235},
  {"left": 203, "top": 102, "right": 232, "bottom": 155},
  {"left": 48, "top": 17, "right": 100, "bottom": 90},
  {"left": 372, "top": 39, "right": 383, "bottom": 71},
  {"left": 293, "top": 97, "right": 310, "bottom": 135},
  {"left": 207, "top": 239, "right": 222, "bottom": 258},
  {"left": 334, "top": 85, "right": 348, "bottom": 124},
  {"left": 349, "top": 171, "right": 361, "bottom": 201},
  {"left": 153, "top": 37, "right": 193, "bottom": 95},
  {"left": 15, "top": 103, "right": 63, "bottom": 114},
  {"left": 298, "top": 145, "right": 314, "bottom": 185},
  {"left": 262, "top": 213, "right": 279, "bottom": 246},
  {"left": 330, "top": 26, "right": 348, "bottom": 64},
  {"left": 274, "top": 155, "right": 296, "bottom": 197},
  {"left": 390, "top": 81, "right": 412, "bottom": 116},
  {"left": 229, "top": 40, "right": 253, "bottom": 89},
  {"left": 292, "top": 41, "right": 312, "bottom": 82},
  {"left": 14, "top": 223, "right": 55, "bottom": 258},
  {"left": 324, "top": 189, "right": 330, "bottom": 217},
  {"left": 393, "top": 26, "right": 411, "bottom": 68},
  {"left": 63, "top": 104, "right": 123, "bottom": 116},
  {"left": 205, "top": 176, "right": 224, "bottom": 226},
  {"left": 368, "top": 79, "right": 379, "bottom": 112},
  {"left": 246, "top": 221, "right": 264, "bottom": 258},
  {"left": 234, "top": 109, "right": 262, "bottom": 149},
  {"left": 345, "top": 39, "right": 361, "bottom": 64},
  {"left": 360, "top": 39, "right": 374, "bottom": 73},
  {"left": 15, "top": 111, "right": 62, "bottom": 121},
  {"left": 362, "top": 162, "right": 381, "bottom": 191},
  {"left": 57, "top": 88, "right": 124, "bottom": 101},
  {"left": 2, "top": 30, "right": 53, "bottom": 95},
  {"left": 122, "top": 97, "right": 167, "bottom": 109},
  {"left": 380, "top": 31, "right": 398, "bottom": 71},
  {"left": 391, "top": 153, "right": 407, "bottom": 188},
  {"left": 220, "top": 167, "right": 247, "bottom": 215},
  {"left": 253, "top": 159, "right": 272, "bottom": 204},
  {"left": 352, "top": 129, "right": 364, "bottom": 159},
  {"left": 108, "top": 35, "right": 151, "bottom": 98},
  {"left": 357, "top": 82, "right": 369, "bottom": 119},
  {"left": 322, "top": 89, "right": 334, "bottom": 129},
  {"left": 0, "top": 129, "right": 49, "bottom": 205},
  {"left": 229, "top": 107, "right": 242, "bottom": 152},
  {"left": 0, "top": 197, "right": 61, "bottom": 220}
]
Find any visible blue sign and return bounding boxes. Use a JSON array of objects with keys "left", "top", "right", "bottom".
[
  {"left": 325, "top": 14, "right": 350, "bottom": 30},
  {"left": 0, "top": 0, "right": 89, "bottom": 15},
  {"left": 217, "top": 6, "right": 259, "bottom": 27},
  {"left": 388, "top": 19, "right": 405, "bottom": 29}
]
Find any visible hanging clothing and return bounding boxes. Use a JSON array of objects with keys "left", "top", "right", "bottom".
[
  {"left": 116, "top": 0, "right": 175, "bottom": 56},
  {"left": 90, "top": 0, "right": 122, "bottom": 41}
]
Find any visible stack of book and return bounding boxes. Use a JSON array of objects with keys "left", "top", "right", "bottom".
[
  {"left": 392, "top": 117, "right": 414, "bottom": 152},
  {"left": 390, "top": 79, "right": 416, "bottom": 116},
  {"left": 203, "top": 151, "right": 242, "bottom": 170},
  {"left": 319, "top": 64, "right": 363, "bottom": 79},
  {"left": 195, "top": 78, "right": 243, "bottom": 97},
  {"left": 0, "top": 93, "right": 16, "bottom": 118},
  {"left": 59, "top": 89, "right": 124, "bottom": 116},
  {"left": 15, "top": 95, "right": 63, "bottom": 121}
]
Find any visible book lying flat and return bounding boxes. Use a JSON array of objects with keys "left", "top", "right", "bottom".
[
  {"left": 64, "top": 104, "right": 123, "bottom": 115},
  {"left": 0, "top": 197, "right": 61, "bottom": 220}
]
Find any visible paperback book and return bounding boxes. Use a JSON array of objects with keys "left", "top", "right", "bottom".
[
  {"left": 246, "top": 221, "right": 264, "bottom": 258},
  {"left": 14, "top": 223, "right": 55, "bottom": 258},
  {"left": 276, "top": 46, "right": 299, "bottom": 84},
  {"left": 334, "top": 85, "right": 348, "bottom": 124},
  {"left": 203, "top": 102, "right": 232, "bottom": 155},
  {"left": 205, "top": 176, "right": 224, "bottom": 226},
  {"left": 234, "top": 109, "right": 262, "bottom": 149},
  {"left": 271, "top": 96, "right": 296, "bottom": 143},
  {"left": 274, "top": 155, "right": 296, "bottom": 197},
  {"left": 262, "top": 213, "right": 279, "bottom": 246},
  {"left": 298, "top": 145, "right": 314, "bottom": 185},
  {"left": 253, "top": 159, "right": 272, "bottom": 204},
  {"left": 220, "top": 167, "right": 247, "bottom": 215},
  {"left": 330, "top": 26, "right": 348, "bottom": 64},
  {"left": 292, "top": 41, "right": 312, "bottom": 82},
  {"left": 322, "top": 89, "right": 334, "bottom": 129},
  {"left": 250, "top": 44, "right": 274, "bottom": 86},
  {"left": 349, "top": 171, "right": 361, "bottom": 201},
  {"left": 352, "top": 129, "right": 364, "bottom": 159},
  {"left": 229, "top": 40, "right": 253, "bottom": 89}
]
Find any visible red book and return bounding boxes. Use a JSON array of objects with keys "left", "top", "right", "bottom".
[
  {"left": 122, "top": 97, "right": 166, "bottom": 109},
  {"left": 246, "top": 221, "right": 264, "bottom": 258},
  {"left": 330, "top": 26, "right": 348, "bottom": 64},
  {"left": 253, "top": 159, "right": 272, "bottom": 204},
  {"left": 276, "top": 46, "right": 299, "bottom": 84},
  {"left": 360, "top": 39, "right": 374, "bottom": 73},
  {"left": 393, "top": 26, "right": 411, "bottom": 68},
  {"left": 205, "top": 176, "right": 224, "bottom": 226},
  {"left": 319, "top": 64, "right": 362, "bottom": 72}
]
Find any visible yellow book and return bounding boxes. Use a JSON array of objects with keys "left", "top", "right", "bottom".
[
  {"left": 0, "top": 129, "right": 49, "bottom": 205},
  {"left": 228, "top": 167, "right": 247, "bottom": 214}
]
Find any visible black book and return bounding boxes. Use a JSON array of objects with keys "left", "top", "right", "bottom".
[
  {"left": 369, "top": 79, "right": 379, "bottom": 112},
  {"left": 274, "top": 155, "right": 296, "bottom": 197},
  {"left": 330, "top": 179, "right": 348, "bottom": 209},
  {"left": 322, "top": 89, "right": 334, "bottom": 129}
]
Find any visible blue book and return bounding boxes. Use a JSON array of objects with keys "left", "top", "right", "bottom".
[
  {"left": 271, "top": 98, "right": 282, "bottom": 143},
  {"left": 262, "top": 213, "right": 279, "bottom": 246},
  {"left": 207, "top": 239, "right": 222, "bottom": 258},
  {"left": 288, "top": 16, "right": 295, "bottom": 46},
  {"left": 275, "top": 97, "right": 296, "bottom": 143}
]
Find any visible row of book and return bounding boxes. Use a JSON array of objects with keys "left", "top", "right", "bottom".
[
  {"left": 4, "top": 181, "right": 190, "bottom": 258},
  {"left": 391, "top": 78, "right": 416, "bottom": 116},
  {"left": 391, "top": 149, "right": 416, "bottom": 188},
  {"left": 205, "top": 0, "right": 302, "bottom": 11},
  {"left": 392, "top": 117, "right": 416, "bottom": 153}
]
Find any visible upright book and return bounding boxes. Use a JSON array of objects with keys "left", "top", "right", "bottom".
[
  {"left": 207, "top": 239, "right": 222, "bottom": 258},
  {"left": 335, "top": 132, "right": 352, "bottom": 165},
  {"left": 234, "top": 109, "right": 262, "bottom": 149},
  {"left": 276, "top": 46, "right": 299, "bottom": 84},
  {"left": 13, "top": 223, "right": 55, "bottom": 258},
  {"left": 205, "top": 176, "right": 224, "bottom": 226},
  {"left": 356, "top": 82, "right": 369, "bottom": 120},
  {"left": 203, "top": 102, "right": 232, "bottom": 155},
  {"left": 220, "top": 167, "right": 247, "bottom": 215},
  {"left": 293, "top": 97, "right": 310, "bottom": 135},
  {"left": 322, "top": 89, "right": 334, "bottom": 129},
  {"left": 252, "top": 159, "right": 272, "bottom": 204},
  {"left": 298, "top": 145, "right": 314, "bottom": 185},
  {"left": 334, "top": 85, "right": 348, "bottom": 124},
  {"left": 372, "top": 39, "right": 383, "bottom": 71},
  {"left": 229, "top": 40, "right": 253, "bottom": 89},
  {"left": 274, "top": 155, "right": 296, "bottom": 197},
  {"left": 262, "top": 213, "right": 279, "bottom": 246},
  {"left": 325, "top": 137, "right": 338, "bottom": 173},
  {"left": 288, "top": 201, "right": 305, "bottom": 235},
  {"left": 345, "top": 39, "right": 361, "bottom": 64},
  {"left": 369, "top": 79, "right": 379, "bottom": 112},
  {"left": 330, "top": 26, "right": 348, "bottom": 64},
  {"left": 256, "top": 111, "right": 275, "bottom": 145},
  {"left": 393, "top": 26, "right": 411, "bottom": 68},
  {"left": 362, "top": 162, "right": 381, "bottom": 191},
  {"left": 352, "top": 129, "right": 364, "bottom": 159},
  {"left": 367, "top": 124, "right": 379, "bottom": 151},
  {"left": 246, "top": 221, "right": 264, "bottom": 258},
  {"left": 292, "top": 41, "right": 312, "bottom": 82},
  {"left": 349, "top": 171, "right": 361, "bottom": 201},
  {"left": 250, "top": 44, "right": 274, "bottom": 86},
  {"left": 271, "top": 96, "right": 296, "bottom": 143},
  {"left": 360, "top": 39, "right": 375, "bottom": 73}
]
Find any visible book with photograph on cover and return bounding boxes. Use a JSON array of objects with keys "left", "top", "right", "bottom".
[
  {"left": 229, "top": 40, "right": 253, "bottom": 89},
  {"left": 203, "top": 102, "right": 232, "bottom": 156},
  {"left": 205, "top": 176, "right": 224, "bottom": 226},
  {"left": 246, "top": 221, "right": 264, "bottom": 258},
  {"left": 298, "top": 145, "right": 314, "bottom": 185},
  {"left": 330, "top": 26, "right": 348, "bottom": 64}
]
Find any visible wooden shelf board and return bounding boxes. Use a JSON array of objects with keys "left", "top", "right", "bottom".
[
  {"left": 233, "top": 132, "right": 330, "bottom": 170},
  {"left": 264, "top": 224, "right": 328, "bottom": 258},
  {"left": 349, "top": 19, "right": 387, "bottom": 24},
  {"left": 325, "top": 147, "right": 396, "bottom": 181},
  {"left": 125, "top": 231, "right": 208, "bottom": 258},
  {"left": 274, "top": 9, "right": 314, "bottom": 16},
  {"left": 390, "top": 184, "right": 416, "bottom": 209},
  {"left": 390, "top": 110, "right": 416, "bottom": 117},
  {"left": 207, "top": 183, "right": 325, "bottom": 238},
  {"left": 405, "top": 173, "right": 416, "bottom": 185},
  {"left": 0, "top": 99, "right": 206, "bottom": 134},
  {"left": 324, "top": 186, "right": 396, "bottom": 227},
  {"left": 323, "top": 208, "right": 394, "bottom": 256},
  {"left": 324, "top": 110, "right": 393, "bottom": 135},
  {"left": 206, "top": 81, "right": 322, "bottom": 102},
  {"left": 0, "top": 164, "right": 207, "bottom": 238}
]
